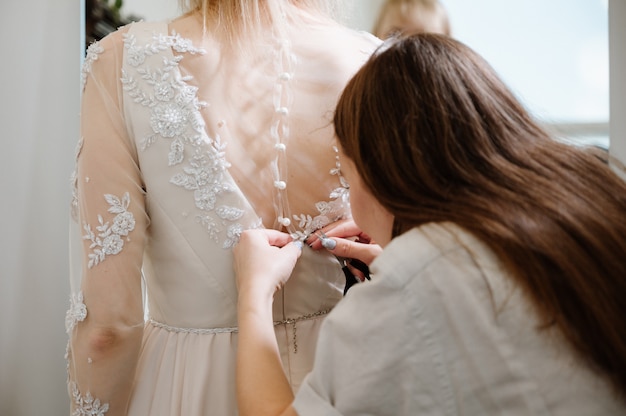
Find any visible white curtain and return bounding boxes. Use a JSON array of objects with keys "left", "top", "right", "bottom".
[{"left": 0, "top": 0, "right": 79, "bottom": 414}]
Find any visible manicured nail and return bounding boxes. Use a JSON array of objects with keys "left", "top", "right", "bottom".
[
  {"left": 320, "top": 237, "right": 336, "bottom": 250},
  {"left": 294, "top": 241, "right": 304, "bottom": 250}
]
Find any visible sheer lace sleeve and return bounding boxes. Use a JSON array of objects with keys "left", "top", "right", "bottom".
[{"left": 67, "top": 27, "right": 148, "bottom": 416}]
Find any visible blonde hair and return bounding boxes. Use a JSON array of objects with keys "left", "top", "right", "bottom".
[
  {"left": 373, "top": 0, "right": 450, "bottom": 39},
  {"left": 178, "top": 0, "right": 346, "bottom": 48}
]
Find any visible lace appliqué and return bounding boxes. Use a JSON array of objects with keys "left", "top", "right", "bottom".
[
  {"left": 124, "top": 30, "right": 205, "bottom": 68},
  {"left": 82, "top": 192, "right": 136, "bottom": 268},
  {"left": 122, "top": 30, "right": 248, "bottom": 248},
  {"left": 65, "top": 340, "right": 71, "bottom": 379},
  {"left": 81, "top": 41, "right": 105, "bottom": 91},
  {"left": 291, "top": 147, "right": 350, "bottom": 240},
  {"left": 70, "top": 382, "right": 109, "bottom": 416},
  {"left": 70, "top": 138, "right": 84, "bottom": 223},
  {"left": 65, "top": 291, "right": 87, "bottom": 334}
]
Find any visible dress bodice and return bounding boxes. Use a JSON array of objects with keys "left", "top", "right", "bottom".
[{"left": 115, "top": 20, "right": 379, "bottom": 328}]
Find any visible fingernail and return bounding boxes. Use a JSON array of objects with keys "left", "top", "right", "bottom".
[
  {"left": 320, "top": 237, "right": 336, "bottom": 250},
  {"left": 294, "top": 241, "right": 304, "bottom": 251}
]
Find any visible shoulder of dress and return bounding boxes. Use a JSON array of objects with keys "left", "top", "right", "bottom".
[
  {"left": 82, "top": 22, "right": 143, "bottom": 67},
  {"left": 91, "top": 22, "right": 139, "bottom": 51},
  {"left": 123, "top": 20, "right": 169, "bottom": 37},
  {"left": 335, "top": 25, "right": 383, "bottom": 53},
  {"left": 354, "top": 29, "right": 384, "bottom": 48},
  {"left": 81, "top": 26, "right": 132, "bottom": 90}
]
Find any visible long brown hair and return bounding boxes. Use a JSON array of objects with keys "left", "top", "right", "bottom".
[{"left": 334, "top": 33, "right": 626, "bottom": 397}]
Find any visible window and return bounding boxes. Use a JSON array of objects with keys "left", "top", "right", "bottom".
[{"left": 443, "top": 0, "right": 609, "bottom": 148}]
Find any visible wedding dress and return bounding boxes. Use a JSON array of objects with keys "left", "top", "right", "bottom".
[{"left": 66, "top": 12, "right": 380, "bottom": 415}]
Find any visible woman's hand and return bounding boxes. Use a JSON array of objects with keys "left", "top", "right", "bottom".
[
  {"left": 234, "top": 229, "right": 303, "bottom": 301},
  {"left": 308, "top": 219, "right": 383, "bottom": 269},
  {"left": 235, "top": 229, "right": 301, "bottom": 416}
]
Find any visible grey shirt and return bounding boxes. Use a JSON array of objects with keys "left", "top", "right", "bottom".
[{"left": 293, "top": 222, "right": 624, "bottom": 415}]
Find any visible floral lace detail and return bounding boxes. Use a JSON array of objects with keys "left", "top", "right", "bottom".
[
  {"left": 82, "top": 192, "right": 136, "bottom": 268},
  {"left": 81, "top": 41, "right": 104, "bottom": 91},
  {"left": 65, "top": 340, "right": 71, "bottom": 379},
  {"left": 70, "top": 382, "right": 109, "bottom": 416},
  {"left": 124, "top": 30, "right": 205, "bottom": 68},
  {"left": 65, "top": 291, "right": 87, "bottom": 333},
  {"left": 70, "top": 138, "right": 84, "bottom": 223},
  {"left": 291, "top": 147, "right": 350, "bottom": 240},
  {"left": 122, "top": 29, "right": 249, "bottom": 248}
]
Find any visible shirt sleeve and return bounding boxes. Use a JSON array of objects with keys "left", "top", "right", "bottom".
[{"left": 66, "top": 27, "right": 149, "bottom": 416}]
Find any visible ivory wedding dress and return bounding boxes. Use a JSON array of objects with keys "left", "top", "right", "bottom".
[{"left": 66, "top": 12, "right": 380, "bottom": 415}]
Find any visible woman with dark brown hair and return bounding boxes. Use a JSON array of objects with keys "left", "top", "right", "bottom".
[{"left": 233, "top": 33, "right": 626, "bottom": 415}]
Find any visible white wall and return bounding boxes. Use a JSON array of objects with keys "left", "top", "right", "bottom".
[
  {"left": 345, "top": 0, "right": 385, "bottom": 31},
  {"left": 0, "top": 0, "right": 79, "bottom": 414},
  {"left": 122, "top": 0, "right": 180, "bottom": 21}
]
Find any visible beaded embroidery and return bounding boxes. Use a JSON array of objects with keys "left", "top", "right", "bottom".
[
  {"left": 122, "top": 30, "right": 254, "bottom": 248},
  {"left": 70, "top": 138, "right": 84, "bottom": 223},
  {"left": 81, "top": 41, "right": 104, "bottom": 92},
  {"left": 65, "top": 291, "right": 87, "bottom": 334},
  {"left": 82, "top": 192, "right": 136, "bottom": 268},
  {"left": 70, "top": 382, "right": 109, "bottom": 416},
  {"left": 291, "top": 147, "right": 350, "bottom": 241},
  {"left": 149, "top": 308, "right": 331, "bottom": 354}
]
